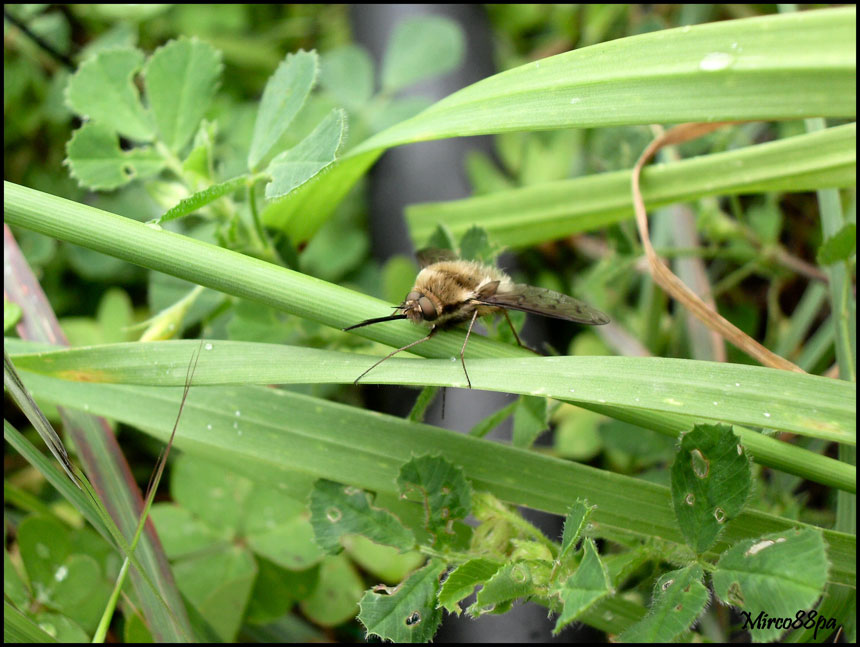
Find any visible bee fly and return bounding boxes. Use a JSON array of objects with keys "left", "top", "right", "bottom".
[{"left": 344, "top": 248, "right": 610, "bottom": 388}]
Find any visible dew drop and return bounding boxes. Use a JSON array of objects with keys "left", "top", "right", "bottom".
[
  {"left": 737, "top": 444, "right": 743, "bottom": 455},
  {"left": 714, "top": 507, "right": 727, "bottom": 523},
  {"left": 54, "top": 565, "right": 68, "bottom": 582},
  {"left": 206, "top": 424, "right": 212, "bottom": 430},
  {"left": 699, "top": 52, "right": 734, "bottom": 71},
  {"left": 204, "top": 342, "right": 213, "bottom": 351},
  {"left": 763, "top": 412, "right": 771, "bottom": 418},
  {"left": 684, "top": 493, "right": 695, "bottom": 506},
  {"left": 326, "top": 507, "right": 342, "bottom": 523}
]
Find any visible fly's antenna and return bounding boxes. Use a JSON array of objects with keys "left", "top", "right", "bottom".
[{"left": 343, "top": 313, "right": 408, "bottom": 332}]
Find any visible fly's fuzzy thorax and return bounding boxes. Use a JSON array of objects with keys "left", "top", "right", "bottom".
[
  {"left": 415, "top": 261, "right": 509, "bottom": 298},
  {"left": 407, "top": 260, "right": 512, "bottom": 327}
]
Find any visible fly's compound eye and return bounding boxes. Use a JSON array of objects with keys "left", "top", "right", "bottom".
[{"left": 418, "top": 296, "right": 437, "bottom": 320}]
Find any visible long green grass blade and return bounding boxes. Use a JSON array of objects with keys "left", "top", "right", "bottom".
[
  {"left": 405, "top": 123, "right": 856, "bottom": 248},
  {"left": 264, "top": 7, "right": 855, "bottom": 243},
  {"left": 5, "top": 185, "right": 854, "bottom": 492},
  {"left": 12, "top": 369, "right": 856, "bottom": 589},
  {"left": 355, "top": 8, "right": 854, "bottom": 151},
  {"left": 3, "top": 219, "right": 193, "bottom": 641},
  {"left": 9, "top": 341, "right": 854, "bottom": 445}
]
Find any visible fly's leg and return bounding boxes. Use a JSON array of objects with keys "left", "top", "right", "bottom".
[
  {"left": 502, "top": 310, "right": 541, "bottom": 355},
  {"left": 354, "top": 326, "right": 437, "bottom": 385},
  {"left": 460, "top": 310, "right": 479, "bottom": 389}
]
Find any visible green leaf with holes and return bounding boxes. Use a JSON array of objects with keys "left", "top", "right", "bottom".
[
  {"left": 671, "top": 424, "right": 752, "bottom": 554},
  {"left": 397, "top": 455, "right": 471, "bottom": 549},
  {"left": 359, "top": 558, "right": 445, "bottom": 643},
  {"left": 308, "top": 479, "right": 415, "bottom": 554},
  {"left": 619, "top": 565, "right": 709, "bottom": 642},
  {"left": 64, "top": 47, "right": 154, "bottom": 141},
  {"left": 712, "top": 528, "right": 828, "bottom": 642},
  {"left": 65, "top": 122, "right": 164, "bottom": 190}
]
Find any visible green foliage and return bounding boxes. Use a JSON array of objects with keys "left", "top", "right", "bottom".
[
  {"left": 11, "top": 516, "right": 113, "bottom": 639},
  {"left": 145, "top": 454, "right": 331, "bottom": 640},
  {"left": 552, "top": 539, "right": 612, "bottom": 634},
  {"left": 246, "top": 50, "right": 318, "bottom": 171},
  {"left": 144, "top": 38, "right": 223, "bottom": 153},
  {"left": 396, "top": 455, "right": 472, "bottom": 550},
  {"left": 65, "top": 122, "right": 164, "bottom": 190},
  {"left": 671, "top": 423, "right": 752, "bottom": 553},
  {"left": 512, "top": 394, "right": 549, "bottom": 448},
  {"left": 358, "top": 559, "right": 446, "bottom": 642},
  {"left": 712, "top": 528, "right": 829, "bottom": 642},
  {"left": 308, "top": 480, "right": 415, "bottom": 554},
  {"left": 619, "top": 565, "right": 709, "bottom": 642},
  {"left": 65, "top": 47, "right": 155, "bottom": 141},
  {"left": 817, "top": 223, "right": 856, "bottom": 266},
  {"left": 380, "top": 16, "right": 465, "bottom": 92},
  {"left": 264, "top": 109, "right": 346, "bottom": 198}
]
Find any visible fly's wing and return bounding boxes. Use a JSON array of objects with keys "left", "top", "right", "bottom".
[
  {"left": 416, "top": 247, "right": 459, "bottom": 268},
  {"left": 477, "top": 283, "right": 610, "bottom": 325}
]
